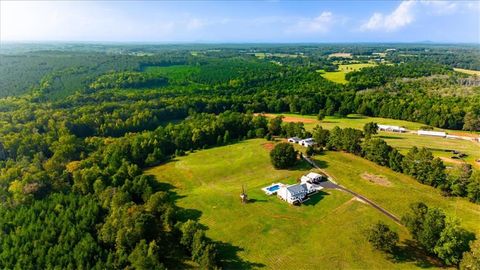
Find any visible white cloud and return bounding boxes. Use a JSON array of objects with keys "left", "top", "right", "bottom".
[
  {"left": 360, "top": 0, "right": 463, "bottom": 32},
  {"left": 287, "top": 12, "right": 336, "bottom": 34},
  {"left": 421, "top": 0, "right": 457, "bottom": 15},
  {"left": 361, "top": 1, "right": 416, "bottom": 32}
]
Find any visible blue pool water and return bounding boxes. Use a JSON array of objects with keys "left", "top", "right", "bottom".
[{"left": 267, "top": 185, "right": 280, "bottom": 192}]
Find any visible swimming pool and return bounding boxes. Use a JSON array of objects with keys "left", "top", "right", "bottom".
[
  {"left": 267, "top": 185, "right": 280, "bottom": 192},
  {"left": 262, "top": 183, "right": 284, "bottom": 195}
]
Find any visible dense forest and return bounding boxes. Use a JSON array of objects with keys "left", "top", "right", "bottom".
[{"left": 0, "top": 43, "right": 479, "bottom": 268}]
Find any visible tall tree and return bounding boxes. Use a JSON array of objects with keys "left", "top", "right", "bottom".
[{"left": 366, "top": 221, "right": 399, "bottom": 253}]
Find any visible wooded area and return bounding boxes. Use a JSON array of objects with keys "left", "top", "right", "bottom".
[{"left": 0, "top": 43, "right": 479, "bottom": 268}]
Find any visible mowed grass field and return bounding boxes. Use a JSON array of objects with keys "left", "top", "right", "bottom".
[
  {"left": 454, "top": 68, "right": 480, "bottom": 76},
  {"left": 317, "top": 63, "right": 377, "bottom": 84},
  {"left": 265, "top": 113, "right": 480, "bottom": 169},
  {"left": 312, "top": 151, "right": 480, "bottom": 234},
  {"left": 146, "top": 139, "right": 480, "bottom": 269}
]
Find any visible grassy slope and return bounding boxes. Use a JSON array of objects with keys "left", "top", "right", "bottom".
[
  {"left": 318, "top": 63, "right": 377, "bottom": 84},
  {"left": 313, "top": 151, "right": 480, "bottom": 234},
  {"left": 268, "top": 113, "right": 480, "bottom": 169},
  {"left": 146, "top": 139, "right": 480, "bottom": 269}
]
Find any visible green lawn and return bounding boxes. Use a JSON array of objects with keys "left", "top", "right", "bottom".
[
  {"left": 312, "top": 151, "right": 480, "bottom": 235},
  {"left": 318, "top": 63, "right": 377, "bottom": 84},
  {"left": 268, "top": 113, "right": 480, "bottom": 169},
  {"left": 146, "top": 139, "right": 479, "bottom": 269}
]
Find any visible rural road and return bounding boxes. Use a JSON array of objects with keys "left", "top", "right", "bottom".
[{"left": 301, "top": 154, "right": 402, "bottom": 225}]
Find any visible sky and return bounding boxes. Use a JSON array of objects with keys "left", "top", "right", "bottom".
[{"left": 1, "top": 0, "right": 479, "bottom": 43}]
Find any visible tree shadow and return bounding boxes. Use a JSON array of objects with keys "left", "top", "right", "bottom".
[
  {"left": 248, "top": 198, "right": 268, "bottom": 203},
  {"left": 303, "top": 190, "right": 329, "bottom": 206},
  {"left": 390, "top": 240, "right": 444, "bottom": 268},
  {"left": 378, "top": 135, "right": 406, "bottom": 140},
  {"left": 287, "top": 159, "right": 313, "bottom": 171},
  {"left": 216, "top": 241, "right": 266, "bottom": 269},
  {"left": 346, "top": 115, "right": 367, "bottom": 119},
  {"left": 310, "top": 158, "right": 329, "bottom": 169},
  {"left": 148, "top": 172, "right": 263, "bottom": 269}
]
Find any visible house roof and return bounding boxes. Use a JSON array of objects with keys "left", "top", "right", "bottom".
[{"left": 286, "top": 183, "right": 307, "bottom": 195}]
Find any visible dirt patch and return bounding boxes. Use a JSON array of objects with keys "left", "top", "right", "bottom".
[
  {"left": 447, "top": 131, "right": 480, "bottom": 138},
  {"left": 262, "top": 142, "right": 275, "bottom": 151},
  {"left": 440, "top": 157, "right": 465, "bottom": 165},
  {"left": 361, "top": 172, "right": 392, "bottom": 187}
]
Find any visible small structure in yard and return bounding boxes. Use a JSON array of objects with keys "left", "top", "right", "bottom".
[
  {"left": 377, "top": 125, "right": 406, "bottom": 133},
  {"left": 287, "top": 137, "right": 316, "bottom": 147},
  {"left": 240, "top": 185, "right": 248, "bottom": 204},
  {"left": 417, "top": 130, "right": 446, "bottom": 137},
  {"left": 288, "top": 137, "right": 301, "bottom": 143},
  {"left": 300, "top": 172, "right": 325, "bottom": 184},
  {"left": 277, "top": 183, "right": 309, "bottom": 204},
  {"left": 299, "top": 138, "right": 315, "bottom": 147}
]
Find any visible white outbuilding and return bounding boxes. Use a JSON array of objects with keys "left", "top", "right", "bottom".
[
  {"left": 378, "top": 125, "right": 406, "bottom": 133},
  {"left": 300, "top": 172, "right": 324, "bottom": 184},
  {"left": 299, "top": 138, "right": 315, "bottom": 147},
  {"left": 417, "top": 130, "right": 446, "bottom": 137},
  {"left": 288, "top": 137, "right": 301, "bottom": 143}
]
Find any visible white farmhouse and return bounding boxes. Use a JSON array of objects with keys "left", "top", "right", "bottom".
[
  {"left": 417, "top": 130, "right": 446, "bottom": 137},
  {"left": 277, "top": 184, "right": 308, "bottom": 204},
  {"left": 378, "top": 125, "right": 406, "bottom": 133}
]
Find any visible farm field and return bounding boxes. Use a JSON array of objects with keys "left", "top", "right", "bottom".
[
  {"left": 454, "top": 68, "right": 480, "bottom": 76},
  {"left": 317, "top": 63, "right": 377, "bottom": 84},
  {"left": 146, "top": 139, "right": 480, "bottom": 269},
  {"left": 265, "top": 113, "right": 480, "bottom": 169}
]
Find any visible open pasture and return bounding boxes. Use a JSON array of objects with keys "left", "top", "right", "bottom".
[
  {"left": 318, "top": 63, "right": 377, "bottom": 84},
  {"left": 146, "top": 139, "right": 480, "bottom": 269}
]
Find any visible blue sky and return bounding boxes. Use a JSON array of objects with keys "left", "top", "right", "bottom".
[{"left": 1, "top": 1, "right": 479, "bottom": 43}]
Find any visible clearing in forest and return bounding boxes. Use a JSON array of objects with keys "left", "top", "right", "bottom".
[
  {"left": 318, "top": 63, "right": 377, "bottom": 84},
  {"left": 146, "top": 139, "right": 480, "bottom": 269}
]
